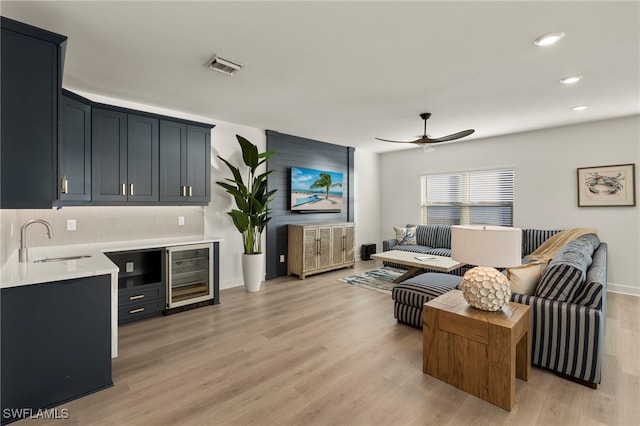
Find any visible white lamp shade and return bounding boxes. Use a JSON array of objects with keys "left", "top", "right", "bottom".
[{"left": 451, "top": 225, "right": 522, "bottom": 267}]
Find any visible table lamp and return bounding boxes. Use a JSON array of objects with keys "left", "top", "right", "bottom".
[{"left": 451, "top": 225, "right": 522, "bottom": 311}]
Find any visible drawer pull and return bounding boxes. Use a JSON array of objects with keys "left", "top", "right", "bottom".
[
  {"left": 129, "top": 307, "right": 145, "bottom": 314},
  {"left": 129, "top": 294, "right": 145, "bottom": 301}
]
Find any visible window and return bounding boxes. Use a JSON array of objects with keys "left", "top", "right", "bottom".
[{"left": 420, "top": 169, "right": 514, "bottom": 226}]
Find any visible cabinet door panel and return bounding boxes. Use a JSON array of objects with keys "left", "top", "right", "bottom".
[
  {"left": 92, "top": 108, "right": 127, "bottom": 202},
  {"left": 344, "top": 224, "right": 355, "bottom": 262},
  {"left": 303, "top": 228, "right": 318, "bottom": 271},
  {"left": 318, "top": 226, "right": 332, "bottom": 268},
  {"left": 59, "top": 95, "right": 91, "bottom": 201},
  {"left": 159, "top": 120, "right": 187, "bottom": 202},
  {"left": 1, "top": 27, "right": 58, "bottom": 208},
  {"left": 1, "top": 276, "right": 112, "bottom": 420},
  {"left": 332, "top": 225, "right": 344, "bottom": 266},
  {"left": 127, "top": 114, "right": 159, "bottom": 201},
  {"left": 186, "top": 125, "right": 211, "bottom": 202}
]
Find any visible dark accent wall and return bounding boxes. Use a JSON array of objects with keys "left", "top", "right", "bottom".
[{"left": 266, "top": 130, "right": 355, "bottom": 279}]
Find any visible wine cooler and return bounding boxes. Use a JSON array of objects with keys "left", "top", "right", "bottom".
[{"left": 166, "top": 243, "right": 214, "bottom": 308}]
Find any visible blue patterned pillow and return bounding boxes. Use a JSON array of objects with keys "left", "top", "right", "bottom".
[{"left": 394, "top": 226, "right": 417, "bottom": 245}]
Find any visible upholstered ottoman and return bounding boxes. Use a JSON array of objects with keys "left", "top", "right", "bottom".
[{"left": 392, "top": 272, "right": 462, "bottom": 328}]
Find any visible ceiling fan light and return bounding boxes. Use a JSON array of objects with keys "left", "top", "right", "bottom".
[
  {"left": 534, "top": 32, "right": 565, "bottom": 47},
  {"left": 422, "top": 144, "right": 435, "bottom": 153},
  {"left": 560, "top": 75, "right": 583, "bottom": 85}
]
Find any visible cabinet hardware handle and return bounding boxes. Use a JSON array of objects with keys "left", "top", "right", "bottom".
[
  {"left": 130, "top": 307, "right": 145, "bottom": 314},
  {"left": 129, "top": 183, "right": 134, "bottom": 196},
  {"left": 316, "top": 238, "right": 320, "bottom": 255},
  {"left": 181, "top": 185, "right": 186, "bottom": 197},
  {"left": 188, "top": 186, "right": 193, "bottom": 197},
  {"left": 121, "top": 183, "right": 126, "bottom": 196},
  {"left": 129, "top": 294, "right": 144, "bottom": 300},
  {"left": 61, "top": 175, "right": 68, "bottom": 194},
  {"left": 342, "top": 235, "right": 346, "bottom": 251}
]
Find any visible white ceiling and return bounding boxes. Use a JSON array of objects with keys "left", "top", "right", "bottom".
[{"left": 2, "top": 1, "right": 639, "bottom": 153}]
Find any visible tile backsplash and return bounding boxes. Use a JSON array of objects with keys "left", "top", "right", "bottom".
[{"left": 1, "top": 206, "right": 204, "bottom": 265}]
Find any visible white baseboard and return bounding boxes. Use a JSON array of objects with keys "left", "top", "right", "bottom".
[
  {"left": 219, "top": 278, "right": 245, "bottom": 290},
  {"left": 607, "top": 282, "right": 640, "bottom": 296}
]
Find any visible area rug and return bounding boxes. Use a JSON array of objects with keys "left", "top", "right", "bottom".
[{"left": 339, "top": 267, "right": 405, "bottom": 294}]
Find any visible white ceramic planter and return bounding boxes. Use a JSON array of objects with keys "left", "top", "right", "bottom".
[{"left": 242, "top": 253, "right": 264, "bottom": 292}]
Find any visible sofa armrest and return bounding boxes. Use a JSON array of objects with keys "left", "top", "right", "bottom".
[
  {"left": 383, "top": 238, "right": 397, "bottom": 251},
  {"left": 511, "top": 293, "right": 603, "bottom": 385}
]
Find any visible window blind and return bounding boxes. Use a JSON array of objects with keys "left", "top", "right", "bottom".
[{"left": 420, "top": 169, "right": 514, "bottom": 226}]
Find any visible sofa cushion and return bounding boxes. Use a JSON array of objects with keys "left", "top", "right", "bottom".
[
  {"left": 435, "top": 225, "right": 452, "bottom": 248},
  {"left": 425, "top": 247, "right": 451, "bottom": 257},
  {"left": 392, "top": 273, "right": 462, "bottom": 308},
  {"left": 522, "top": 229, "right": 562, "bottom": 257},
  {"left": 394, "top": 225, "right": 417, "bottom": 245},
  {"left": 535, "top": 235, "right": 598, "bottom": 301},
  {"left": 506, "top": 261, "right": 548, "bottom": 295},
  {"left": 411, "top": 224, "right": 439, "bottom": 247}
]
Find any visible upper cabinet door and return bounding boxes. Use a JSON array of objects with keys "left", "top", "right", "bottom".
[
  {"left": 160, "top": 121, "right": 211, "bottom": 205},
  {"left": 59, "top": 95, "right": 91, "bottom": 202},
  {"left": 127, "top": 114, "right": 159, "bottom": 202},
  {"left": 92, "top": 108, "right": 127, "bottom": 202},
  {"left": 185, "top": 125, "right": 211, "bottom": 203},
  {"left": 0, "top": 18, "right": 66, "bottom": 209},
  {"left": 159, "top": 120, "right": 187, "bottom": 203}
]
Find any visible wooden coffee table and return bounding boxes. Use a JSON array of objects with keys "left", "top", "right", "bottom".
[
  {"left": 371, "top": 250, "right": 464, "bottom": 283},
  {"left": 422, "top": 290, "right": 531, "bottom": 411}
]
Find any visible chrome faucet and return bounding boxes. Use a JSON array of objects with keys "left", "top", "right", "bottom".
[{"left": 19, "top": 219, "right": 53, "bottom": 263}]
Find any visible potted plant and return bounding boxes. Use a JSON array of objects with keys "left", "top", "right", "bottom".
[{"left": 216, "top": 135, "right": 276, "bottom": 292}]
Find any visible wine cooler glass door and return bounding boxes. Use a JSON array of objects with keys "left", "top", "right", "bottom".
[{"left": 167, "top": 243, "right": 214, "bottom": 308}]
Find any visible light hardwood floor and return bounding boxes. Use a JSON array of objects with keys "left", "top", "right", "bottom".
[{"left": 18, "top": 261, "right": 640, "bottom": 425}]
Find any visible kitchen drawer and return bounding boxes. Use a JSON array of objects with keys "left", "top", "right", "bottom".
[
  {"left": 118, "top": 298, "right": 165, "bottom": 324},
  {"left": 118, "top": 282, "right": 164, "bottom": 306}
]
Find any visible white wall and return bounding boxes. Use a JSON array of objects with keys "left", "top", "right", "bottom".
[
  {"left": 354, "top": 149, "right": 381, "bottom": 257},
  {"left": 380, "top": 115, "right": 640, "bottom": 294}
]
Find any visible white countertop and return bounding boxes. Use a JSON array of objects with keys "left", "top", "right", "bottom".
[{"left": 1, "top": 235, "right": 223, "bottom": 289}]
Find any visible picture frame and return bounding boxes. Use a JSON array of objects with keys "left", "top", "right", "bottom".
[{"left": 577, "top": 163, "right": 636, "bottom": 207}]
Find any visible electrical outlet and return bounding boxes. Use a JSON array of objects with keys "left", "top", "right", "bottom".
[
  {"left": 279, "top": 255, "right": 285, "bottom": 263},
  {"left": 178, "top": 216, "right": 185, "bottom": 226},
  {"left": 66, "top": 219, "right": 76, "bottom": 231},
  {"left": 126, "top": 262, "right": 134, "bottom": 273}
]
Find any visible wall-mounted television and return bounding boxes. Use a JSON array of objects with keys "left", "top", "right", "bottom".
[{"left": 290, "top": 166, "right": 344, "bottom": 212}]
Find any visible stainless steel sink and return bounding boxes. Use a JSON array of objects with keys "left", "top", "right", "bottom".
[{"left": 33, "top": 255, "right": 92, "bottom": 263}]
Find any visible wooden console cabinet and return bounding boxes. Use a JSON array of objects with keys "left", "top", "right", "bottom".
[{"left": 288, "top": 222, "right": 355, "bottom": 279}]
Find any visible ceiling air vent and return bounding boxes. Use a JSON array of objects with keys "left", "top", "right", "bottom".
[{"left": 205, "top": 54, "right": 244, "bottom": 76}]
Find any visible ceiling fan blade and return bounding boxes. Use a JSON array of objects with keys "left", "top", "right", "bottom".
[
  {"left": 427, "top": 129, "right": 475, "bottom": 143},
  {"left": 375, "top": 137, "right": 418, "bottom": 144}
]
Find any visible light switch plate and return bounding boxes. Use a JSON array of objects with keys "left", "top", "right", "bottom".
[
  {"left": 178, "top": 216, "right": 185, "bottom": 226},
  {"left": 126, "top": 262, "right": 134, "bottom": 273},
  {"left": 280, "top": 255, "right": 285, "bottom": 263},
  {"left": 66, "top": 219, "right": 76, "bottom": 231}
]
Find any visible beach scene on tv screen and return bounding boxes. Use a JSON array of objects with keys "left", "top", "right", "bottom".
[{"left": 291, "top": 167, "right": 344, "bottom": 211}]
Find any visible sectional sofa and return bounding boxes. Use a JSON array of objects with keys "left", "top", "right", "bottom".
[{"left": 383, "top": 225, "right": 607, "bottom": 388}]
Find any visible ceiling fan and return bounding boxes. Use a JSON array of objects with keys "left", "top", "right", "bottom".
[{"left": 375, "top": 113, "right": 475, "bottom": 151}]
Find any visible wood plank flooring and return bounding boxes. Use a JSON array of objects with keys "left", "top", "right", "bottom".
[{"left": 17, "top": 261, "right": 640, "bottom": 425}]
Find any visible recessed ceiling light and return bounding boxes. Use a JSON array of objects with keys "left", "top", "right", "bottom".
[
  {"left": 534, "top": 32, "right": 565, "bottom": 47},
  {"left": 573, "top": 105, "right": 588, "bottom": 111},
  {"left": 560, "top": 75, "right": 583, "bottom": 85}
]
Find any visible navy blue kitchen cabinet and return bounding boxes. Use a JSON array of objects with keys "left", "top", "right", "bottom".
[
  {"left": 59, "top": 92, "right": 92, "bottom": 202},
  {"left": 92, "top": 108, "right": 159, "bottom": 203},
  {"left": 0, "top": 275, "right": 112, "bottom": 424},
  {"left": 160, "top": 121, "right": 211, "bottom": 204},
  {"left": 0, "top": 17, "right": 66, "bottom": 209}
]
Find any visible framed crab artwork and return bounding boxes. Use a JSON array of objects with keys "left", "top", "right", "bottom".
[{"left": 577, "top": 163, "right": 636, "bottom": 207}]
